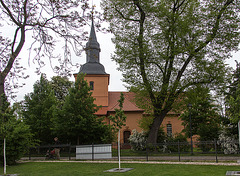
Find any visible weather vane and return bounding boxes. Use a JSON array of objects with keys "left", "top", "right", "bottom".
[{"left": 91, "top": 0, "right": 96, "bottom": 19}]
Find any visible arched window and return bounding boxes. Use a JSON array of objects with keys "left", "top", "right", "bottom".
[
  {"left": 167, "top": 123, "right": 172, "bottom": 137},
  {"left": 123, "top": 131, "right": 131, "bottom": 144},
  {"left": 89, "top": 81, "right": 94, "bottom": 90}
]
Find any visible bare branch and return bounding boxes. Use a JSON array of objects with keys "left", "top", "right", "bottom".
[{"left": 0, "top": 0, "right": 20, "bottom": 26}]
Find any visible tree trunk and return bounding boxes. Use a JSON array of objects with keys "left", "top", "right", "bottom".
[{"left": 147, "top": 111, "right": 168, "bottom": 144}]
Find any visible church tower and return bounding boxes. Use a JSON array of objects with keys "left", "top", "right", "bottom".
[{"left": 74, "top": 20, "right": 109, "bottom": 107}]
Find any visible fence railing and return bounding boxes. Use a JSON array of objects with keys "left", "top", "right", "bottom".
[
  {"left": 26, "top": 140, "right": 240, "bottom": 163},
  {"left": 28, "top": 144, "right": 72, "bottom": 160},
  {"left": 76, "top": 144, "right": 112, "bottom": 160}
]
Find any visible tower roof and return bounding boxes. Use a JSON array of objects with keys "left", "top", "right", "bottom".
[
  {"left": 79, "top": 20, "right": 107, "bottom": 75},
  {"left": 86, "top": 20, "right": 100, "bottom": 51}
]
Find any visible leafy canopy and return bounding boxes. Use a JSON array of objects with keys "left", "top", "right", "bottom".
[
  {"left": 102, "top": 0, "right": 240, "bottom": 143},
  {"left": 0, "top": 94, "right": 35, "bottom": 165},
  {"left": 23, "top": 74, "right": 57, "bottom": 144},
  {"left": 180, "top": 85, "right": 221, "bottom": 141},
  {"left": 53, "top": 73, "right": 114, "bottom": 145},
  {"left": 225, "top": 61, "right": 240, "bottom": 123}
]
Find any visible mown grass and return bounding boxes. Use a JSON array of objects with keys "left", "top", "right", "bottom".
[{"left": 1, "top": 162, "right": 240, "bottom": 176}]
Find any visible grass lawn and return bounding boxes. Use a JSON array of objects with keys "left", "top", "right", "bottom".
[{"left": 1, "top": 162, "right": 240, "bottom": 176}]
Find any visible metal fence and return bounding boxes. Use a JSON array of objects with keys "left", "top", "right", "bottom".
[
  {"left": 76, "top": 144, "right": 112, "bottom": 160},
  {"left": 27, "top": 144, "right": 73, "bottom": 160},
  {"left": 26, "top": 140, "right": 240, "bottom": 163}
]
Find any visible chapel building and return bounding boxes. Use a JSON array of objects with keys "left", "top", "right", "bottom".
[{"left": 74, "top": 20, "right": 184, "bottom": 144}]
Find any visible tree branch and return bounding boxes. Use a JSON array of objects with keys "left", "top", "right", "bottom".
[
  {"left": 115, "top": 8, "right": 140, "bottom": 22},
  {"left": 133, "top": 0, "right": 156, "bottom": 105},
  {"left": 146, "top": 61, "right": 164, "bottom": 74},
  {"left": 195, "top": 0, "right": 234, "bottom": 53},
  {"left": 2, "top": 26, "right": 25, "bottom": 79},
  {"left": 23, "top": 0, "right": 28, "bottom": 26},
  {"left": 171, "top": 0, "right": 234, "bottom": 95},
  {"left": 0, "top": 0, "right": 20, "bottom": 26}
]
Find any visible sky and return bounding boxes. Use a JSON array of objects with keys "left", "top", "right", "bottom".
[
  {"left": 4, "top": 0, "right": 240, "bottom": 103},
  {"left": 15, "top": 28, "right": 126, "bottom": 102},
  {"left": 12, "top": 0, "right": 127, "bottom": 103},
  {"left": 15, "top": 29, "right": 240, "bottom": 103}
]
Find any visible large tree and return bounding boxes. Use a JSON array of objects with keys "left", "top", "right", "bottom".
[
  {"left": 0, "top": 94, "right": 35, "bottom": 166},
  {"left": 23, "top": 74, "right": 57, "bottom": 144},
  {"left": 50, "top": 76, "right": 73, "bottom": 106},
  {"left": 102, "top": 0, "right": 240, "bottom": 143},
  {"left": 225, "top": 61, "right": 240, "bottom": 123},
  {"left": 22, "top": 75, "right": 73, "bottom": 144},
  {"left": 53, "top": 73, "right": 114, "bottom": 145},
  {"left": 181, "top": 85, "right": 221, "bottom": 142},
  {"left": 0, "top": 0, "right": 92, "bottom": 105}
]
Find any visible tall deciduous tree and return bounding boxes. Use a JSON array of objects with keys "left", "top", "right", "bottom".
[
  {"left": 225, "top": 61, "right": 240, "bottom": 123},
  {"left": 0, "top": 0, "right": 92, "bottom": 105},
  {"left": 53, "top": 73, "right": 113, "bottom": 145},
  {"left": 23, "top": 74, "right": 57, "bottom": 144},
  {"left": 50, "top": 76, "right": 73, "bottom": 106},
  {"left": 0, "top": 94, "right": 35, "bottom": 166},
  {"left": 181, "top": 86, "right": 221, "bottom": 142},
  {"left": 102, "top": 0, "right": 240, "bottom": 143}
]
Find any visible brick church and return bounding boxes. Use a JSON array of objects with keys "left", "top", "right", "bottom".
[{"left": 74, "top": 20, "right": 184, "bottom": 144}]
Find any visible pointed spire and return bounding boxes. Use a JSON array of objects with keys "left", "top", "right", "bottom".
[
  {"left": 85, "top": 19, "right": 101, "bottom": 63},
  {"left": 78, "top": 7, "right": 107, "bottom": 75},
  {"left": 78, "top": 17, "right": 107, "bottom": 75}
]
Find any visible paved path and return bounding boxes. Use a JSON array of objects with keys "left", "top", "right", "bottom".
[
  {"left": 22, "top": 155, "right": 240, "bottom": 161},
  {"left": 20, "top": 156, "right": 240, "bottom": 166},
  {"left": 19, "top": 159, "right": 240, "bottom": 166}
]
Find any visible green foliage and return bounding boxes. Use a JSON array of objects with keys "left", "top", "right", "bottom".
[
  {"left": 22, "top": 73, "right": 114, "bottom": 145},
  {"left": 227, "top": 92, "right": 240, "bottom": 123},
  {"left": 138, "top": 115, "right": 154, "bottom": 132},
  {"left": 130, "top": 87, "right": 154, "bottom": 115},
  {"left": 166, "top": 133, "right": 189, "bottom": 153},
  {"left": 102, "top": 0, "right": 240, "bottom": 143},
  {"left": 225, "top": 61, "right": 240, "bottom": 123},
  {"left": 108, "top": 92, "right": 126, "bottom": 133},
  {"left": 0, "top": 94, "right": 35, "bottom": 165},
  {"left": 50, "top": 76, "right": 73, "bottom": 106},
  {"left": 180, "top": 86, "right": 221, "bottom": 151},
  {"left": 218, "top": 61, "right": 240, "bottom": 153},
  {"left": 53, "top": 73, "right": 114, "bottom": 145},
  {"left": 156, "top": 127, "right": 167, "bottom": 143},
  {"left": 0, "top": 118, "right": 35, "bottom": 165},
  {"left": 23, "top": 74, "right": 57, "bottom": 145}
]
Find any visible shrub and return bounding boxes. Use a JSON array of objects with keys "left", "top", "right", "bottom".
[
  {"left": 166, "top": 133, "right": 190, "bottom": 153},
  {"left": 129, "top": 129, "right": 147, "bottom": 151},
  {"left": 0, "top": 118, "right": 36, "bottom": 165},
  {"left": 218, "top": 131, "right": 238, "bottom": 154},
  {"left": 0, "top": 95, "right": 36, "bottom": 165}
]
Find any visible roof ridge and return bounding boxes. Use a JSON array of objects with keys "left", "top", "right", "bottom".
[
  {"left": 124, "top": 93, "right": 139, "bottom": 109},
  {"left": 108, "top": 92, "right": 143, "bottom": 112}
]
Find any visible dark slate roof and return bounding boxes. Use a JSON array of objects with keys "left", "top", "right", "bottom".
[{"left": 79, "top": 62, "right": 107, "bottom": 75}]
